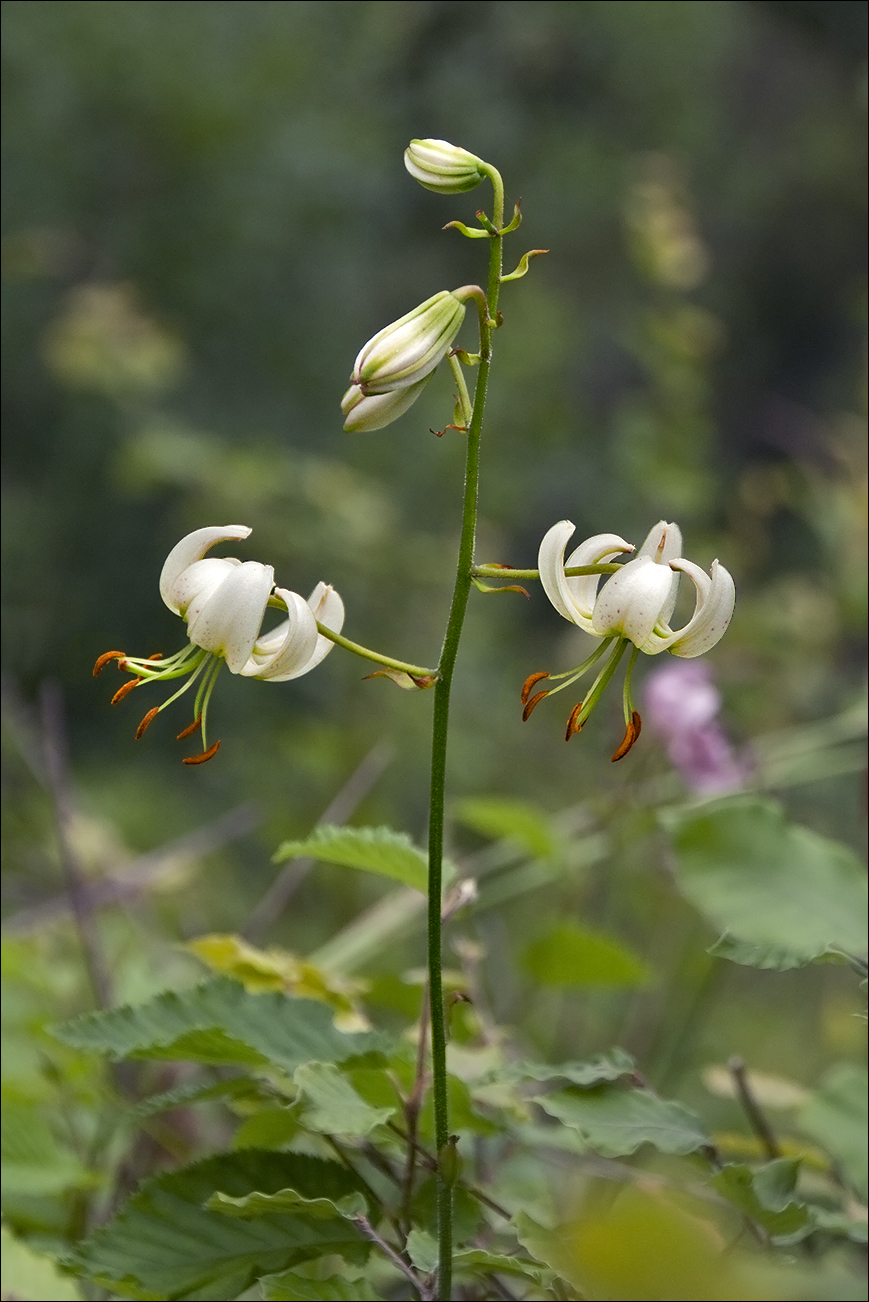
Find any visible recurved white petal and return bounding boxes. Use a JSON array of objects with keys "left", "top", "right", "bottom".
[
  {"left": 666, "top": 559, "right": 736, "bottom": 658},
  {"left": 634, "top": 520, "right": 682, "bottom": 625},
  {"left": 591, "top": 555, "right": 676, "bottom": 649},
  {"left": 185, "top": 560, "right": 274, "bottom": 673},
  {"left": 539, "top": 521, "right": 633, "bottom": 631},
  {"left": 165, "top": 557, "right": 241, "bottom": 620},
  {"left": 160, "top": 525, "right": 251, "bottom": 614},
  {"left": 239, "top": 587, "right": 319, "bottom": 681}
]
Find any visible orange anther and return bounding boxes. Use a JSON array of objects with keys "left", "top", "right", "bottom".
[
  {"left": 135, "top": 707, "right": 160, "bottom": 739},
  {"left": 522, "top": 690, "right": 549, "bottom": 721},
  {"left": 183, "top": 740, "right": 221, "bottom": 765},
  {"left": 146, "top": 652, "right": 164, "bottom": 662},
  {"left": 521, "top": 671, "right": 550, "bottom": 704},
  {"left": 110, "top": 678, "right": 141, "bottom": 705},
  {"left": 611, "top": 710, "right": 642, "bottom": 762},
  {"left": 565, "top": 703, "right": 583, "bottom": 744},
  {"left": 176, "top": 714, "right": 202, "bottom": 741},
  {"left": 565, "top": 702, "right": 584, "bottom": 741},
  {"left": 93, "top": 650, "right": 126, "bottom": 677}
]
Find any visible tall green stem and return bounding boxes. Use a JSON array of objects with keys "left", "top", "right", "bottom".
[{"left": 429, "top": 176, "right": 504, "bottom": 1301}]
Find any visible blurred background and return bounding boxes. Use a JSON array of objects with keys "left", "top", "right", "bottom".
[{"left": 2, "top": 0, "right": 866, "bottom": 1097}]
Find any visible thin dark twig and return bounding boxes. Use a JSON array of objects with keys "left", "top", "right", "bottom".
[
  {"left": 323, "top": 1134, "right": 403, "bottom": 1239},
  {"left": 242, "top": 740, "right": 393, "bottom": 942},
  {"left": 40, "top": 681, "right": 112, "bottom": 1009},
  {"left": 352, "top": 1215, "right": 431, "bottom": 1299},
  {"left": 728, "top": 1056, "right": 781, "bottom": 1161}
]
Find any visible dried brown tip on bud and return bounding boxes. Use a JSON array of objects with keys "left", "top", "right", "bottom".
[
  {"left": 183, "top": 740, "right": 221, "bottom": 765},
  {"left": 611, "top": 710, "right": 642, "bottom": 762},
  {"left": 135, "top": 707, "right": 160, "bottom": 739},
  {"left": 176, "top": 714, "right": 202, "bottom": 740},
  {"left": 565, "top": 702, "right": 584, "bottom": 741},
  {"left": 94, "top": 650, "right": 126, "bottom": 676},
  {"left": 110, "top": 678, "right": 141, "bottom": 705},
  {"left": 521, "top": 671, "right": 550, "bottom": 704},
  {"left": 522, "top": 690, "right": 549, "bottom": 721}
]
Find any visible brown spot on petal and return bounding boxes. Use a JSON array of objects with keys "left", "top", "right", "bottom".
[
  {"left": 183, "top": 740, "right": 221, "bottom": 765},
  {"left": 611, "top": 710, "right": 642, "bottom": 762},
  {"left": 110, "top": 678, "right": 141, "bottom": 705},
  {"left": 521, "top": 671, "right": 550, "bottom": 704},
  {"left": 522, "top": 690, "right": 549, "bottom": 721},
  {"left": 176, "top": 714, "right": 202, "bottom": 740},
  {"left": 94, "top": 650, "right": 126, "bottom": 676},
  {"left": 565, "top": 702, "right": 584, "bottom": 741},
  {"left": 135, "top": 707, "right": 160, "bottom": 739}
]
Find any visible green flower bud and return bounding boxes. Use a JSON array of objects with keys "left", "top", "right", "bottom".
[
  {"left": 404, "top": 138, "right": 486, "bottom": 194},
  {"left": 351, "top": 290, "right": 466, "bottom": 395},
  {"left": 341, "top": 374, "right": 432, "bottom": 433}
]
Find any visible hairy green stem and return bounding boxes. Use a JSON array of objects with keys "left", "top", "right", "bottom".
[{"left": 429, "top": 172, "right": 504, "bottom": 1301}]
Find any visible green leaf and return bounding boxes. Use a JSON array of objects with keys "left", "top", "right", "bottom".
[
  {"left": 0, "top": 1224, "right": 83, "bottom": 1301},
  {"left": 405, "top": 1227, "right": 438, "bottom": 1273},
  {"left": 208, "top": 1187, "right": 367, "bottom": 1220},
  {"left": 294, "top": 1062, "right": 395, "bottom": 1136},
  {"left": 132, "top": 1074, "right": 260, "bottom": 1118},
  {"left": 233, "top": 1106, "right": 300, "bottom": 1150},
  {"left": 53, "top": 976, "right": 385, "bottom": 1073},
  {"left": 454, "top": 797, "right": 557, "bottom": 859},
  {"left": 711, "top": 1161, "right": 811, "bottom": 1238},
  {"left": 523, "top": 924, "right": 650, "bottom": 987},
  {"left": 70, "top": 1151, "right": 368, "bottom": 1300},
  {"left": 799, "top": 1064, "right": 868, "bottom": 1201},
  {"left": 533, "top": 1084, "right": 711, "bottom": 1156},
  {"left": 664, "top": 797, "right": 868, "bottom": 967},
  {"left": 262, "top": 1268, "right": 383, "bottom": 1301},
  {"left": 479, "top": 1049, "right": 637, "bottom": 1089},
  {"left": 1, "top": 1100, "right": 93, "bottom": 1195},
  {"left": 273, "top": 825, "right": 453, "bottom": 894},
  {"left": 452, "top": 1248, "right": 553, "bottom": 1288}
]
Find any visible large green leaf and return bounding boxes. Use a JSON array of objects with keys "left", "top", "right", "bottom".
[
  {"left": 664, "top": 798, "right": 868, "bottom": 967},
  {"left": 523, "top": 923, "right": 650, "bottom": 987},
  {"left": 273, "top": 825, "right": 449, "bottom": 894},
  {"left": 53, "top": 977, "right": 385, "bottom": 1073},
  {"left": 294, "top": 1061, "right": 395, "bottom": 1136},
  {"left": 533, "top": 1084, "right": 710, "bottom": 1156},
  {"left": 711, "top": 1160, "right": 811, "bottom": 1238},
  {"left": 208, "top": 1187, "right": 366, "bottom": 1220},
  {"left": 0, "top": 1225, "right": 82, "bottom": 1301},
  {"left": 799, "top": 1064, "right": 868, "bottom": 1201},
  {"left": 70, "top": 1151, "right": 368, "bottom": 1301},
  {"left": 261, "top": 1266, "right": 383, "bottom": 1301},
  {"left": 454, "top": 796, "right": 558, "bottom": 859},
  {"left": 478, "top": 1049, "right": 637, "bottom": 1089}
]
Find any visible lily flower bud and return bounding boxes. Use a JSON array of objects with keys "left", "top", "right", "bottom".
[
  {"left": 342, "top": 374, "right": 433, "bottom": 432},
  {"left": 404, "top": 138, "right": 486, "bottom": 194},
  {"left": 351, "top": 290, "right": 466, "bottom": 394}
]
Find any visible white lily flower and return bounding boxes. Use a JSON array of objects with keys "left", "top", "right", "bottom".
[
  {"left": 539, "top": 519, "right": 734, "bottom": 657},
  {"left": 404, "top": 138, "right": 486, "bottom": 194},
  {"left": 96, "top": 526, "right": 344, "bottom": 763},
  {"left": 350, "top": 290, "right": 467, "bottom": 395},
  {"left": 525, "top": 520, "right": 735, "bottom": 760}
]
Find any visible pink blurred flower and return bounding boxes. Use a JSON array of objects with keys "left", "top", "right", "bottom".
[{"left": 643, "top": 660, "right": 747, "bottom": 793}]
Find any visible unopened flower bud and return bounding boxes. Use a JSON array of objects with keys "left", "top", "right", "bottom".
[
  {"left": 404, "top": 138, "right": 486, "bottom": 194},
  {"left": 341, "top": 374, "right": 432, "bottom": 432},
  {"left": 351, "top": 290, "right": 466, "bottom": 394}
]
